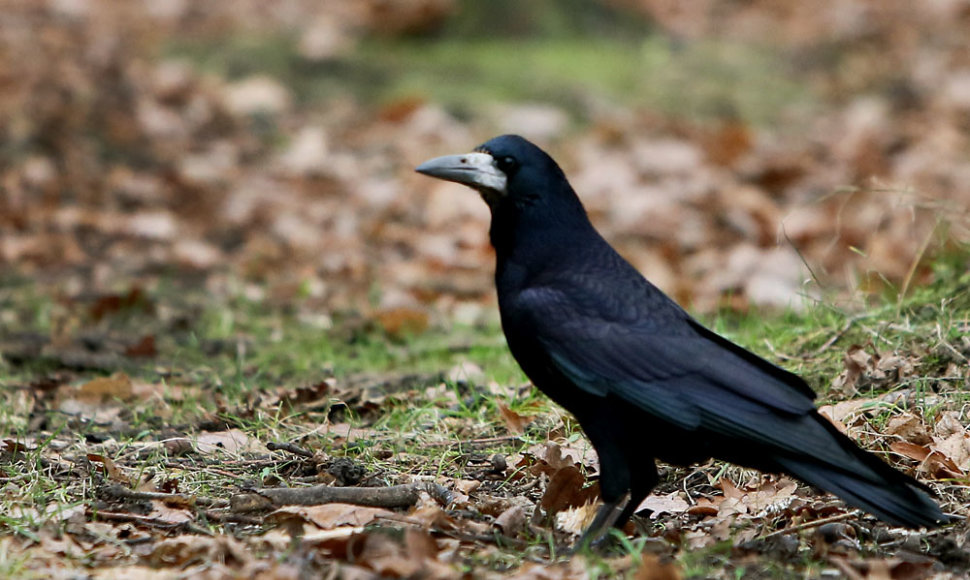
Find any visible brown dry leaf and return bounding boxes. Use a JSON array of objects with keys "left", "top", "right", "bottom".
[
  {"left": 326, "top": 423, "right": 373, "bottom": 445},
  {"left": 634, "top": 492, "right": 691, "bottom": 518},
  {"left": 526, "top": 441, "right": 597, "bottom": 473},
  {"left": 195, "top": 429, "right": 266, "bottom": 455},
  {"left": 77, "top": 373, "right": 134, "bottom": 401},
  {"left": 373, "top": 306, "right": 429, "bottom": 338},
  {"left": 146, "top": 500, "right": 194, "bottom": 526},
  {"left": 123, "top": 335, "right": 157, "bottom": 358},
  {"left": 272, "top": 379, "right": 334, "bottom": 408},
  {"left": 507, "top": 556, "right": 590, "bottom": 579},
  {"left": 934, "top": 411, "right": 966, "bottom": 438},
  {"left": 931, "top": 430, "right": 970, "bottom": 473},
  {"left": 686, "top": 497, "right": 721, "bottom": 517},
  {"left": 409, "top": 494, "right": 456, "bottom": 530},
  {"left": 719, "top": 477, "right": 743, "bottom": 500},
  {"left": 493, "top": 504, "right": 527, "bottom": 536},
  {"left": 631, "top": 553, "right": 682, "bottom": 580},
  {"left": 498, "top": 403, "right": 534, "bottom": 434},
  {"left": 831, "top": 344, "right": 872, "bottom": 395},
  {"left": 875, "top": 354, "right": 914, "bottom": 381},
  {"left": 890, "top": 440, "right": 931, "bottom": 464},
  {"left": 539, "top": 465, "right": 596, "bottom": 516},
  {"left": 268, "top": 504, "right": 395, "bottom": 530},
  {"left": 148, "top": 535, "right": 252, "bottom": 569},
  {"left": 90, "top": 565, "right": 180, "bottom": 580},
  {"left": 453, "top": 479, "right": 480, "bottom": 494},
  {"left": 889, "top": 441, "right": 962, "bottom": 479},
  {"left": 86, "top": 453, "right": 128, "bottom": 484},
  {"left": 131, "top": 379, "right": 184, "bottom": 404},
  {"left": 3, "top": 439, "right": 31, "bottom": 454},
  {"left": 818, "top": 398, "right": 879, "bottom": 436},
  {"left": 830, "top": 556, "right": 934, "bottom": 580},
  {"left": 221, "top": 75, "right": 291, "bottom": 116},
  {"left": 743, "top": 478, "right": 798, "bottom": 513},
  {"left": 36, "top": 532, "right": 86, "bottom": 559},
  {"left": 885, "top": 413, "right": 932, "bottom": 445},
  {"left": 358, "top": 529, "right": 452, "bottom": 579},
  {"left": 685, "top": 528, "right": 717, "bottom": 550},
  {"left": 554, "top": 502, "right": 597, "bottom": 536},
  {"left": 716, "top": 477, "right": 797, "bottom": 519},
  {"left": 10, "top": 503, "right": 85, "bottom": 526}
]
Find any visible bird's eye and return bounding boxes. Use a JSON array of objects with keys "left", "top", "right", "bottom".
[{"left": 496, "top": 155, "right": 518, "bottom": 173}]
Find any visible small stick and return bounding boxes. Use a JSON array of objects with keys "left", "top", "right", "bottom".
[
  {"left": 248, "top": 482, "right": 454, "bottom": 510},
  {"left": 267, "top": 441, "right": 315, "bottom": 457},
  {"left": 423, "top": 436, "right": 523, "bottom": 449},
  {"left": 755, "top": 510, "right": 860, "bottom": 541},
  {"left": 101, "top": 483, "right": 229, "bottom": 508}
]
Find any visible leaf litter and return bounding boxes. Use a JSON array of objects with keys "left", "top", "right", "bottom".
[{"left": 1, "top": 1, "right": 970, "bottom": 578}]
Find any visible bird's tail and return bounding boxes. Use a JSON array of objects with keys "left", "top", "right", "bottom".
[{"left": 774, "top": 449, "right": 945, "bottom": 528}]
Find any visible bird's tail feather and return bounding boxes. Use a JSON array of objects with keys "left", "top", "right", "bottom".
[{"left": 774, "top": 455, "right": 944, "bottom": 528}]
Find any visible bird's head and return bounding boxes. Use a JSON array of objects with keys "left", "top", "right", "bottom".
[
  {"left": 416, "top": 135, "right": 592, "bottom": 258},
  {"left": 415, "top": 134, "right": 573, "bottom": 211}
]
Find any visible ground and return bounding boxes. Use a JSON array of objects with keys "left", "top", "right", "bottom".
[{"left": 1, "top": 2, "right": 970, "bottom": 578}]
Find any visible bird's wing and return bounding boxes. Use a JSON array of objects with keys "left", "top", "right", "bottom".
[{"left": 511, "top": 285, "right": 819, "bottom": 440}]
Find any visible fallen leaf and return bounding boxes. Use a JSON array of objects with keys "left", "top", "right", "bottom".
[
  {"left": 831, "top": 344, "right": 872, "bottom": 395},
  {"left": 885, "top": 413, "right": 931, "bottom": 445},
  {"left": 635, "top": 492, "right": 691, "bottom": 518},
  {"left": 221, "top": 75, "right": 291, "bottom": 116},
  {"left": 147, "top": 501, "right": 194, "bottom": 526},
  {"left": 358, "top": 529, "right": 451, "bottom": 579},
  {"left": 87, "top": 453, "right": 128, "bottom": 484},
  {"left": 493, "top": 504, "right": 527, "bottom": 536},
  {"left": 195, "top": 429, "right": 266, "bottom": 455},
  {"left": 555, "top": 502, "right": 597, "bottom": 536},
  {"left": 539, "top": 465, "right": 595, "bottom": 516},
  {"left": 932, "top": 430, "right": 970, "bottom": 472},
  {"left": 686, "top": 497, "right": 721, "bottom": 517},
  {"left": 148, "top": 536, "right": 251, "bottom": 569},
  {"left": 373, "top": 307, "right": 429, "bottom": 338},
  {"left": 498, "top": 403, "right": 534, "bottom": 434},
  {"left": 124, "top": 335, "right": 156, "bottom": 358},
  {"left": 818, "top": 398, "right": 879, "bottom": 436},
  {"left": 267, "top": 504, "right": 395, "bottom": 529},
  {"left": 890, "top": 440, "right": 962, "bottom": 479},
  {"left": 631, "top": 553, "right": 682, "bottom": 580},
  {"left": 830, "top": 556, "right": 934, "bottom": 580},
  {"left": 77, "top": 373, "right": 133, "bottom": 401},
  {"left": 935, "top": 411, "right": 966, "bottom": 438}
]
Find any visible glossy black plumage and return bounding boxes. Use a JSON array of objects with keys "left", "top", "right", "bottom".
[{"left": 416, "top": 135, "right": 944, "bottom": 543}]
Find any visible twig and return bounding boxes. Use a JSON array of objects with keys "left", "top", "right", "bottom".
[
  {"left": 202, "top": 510, "right": 264, "bottom": 526},
  {"left": 755, "top": 510, "right": 860, "bottom": 541},
  {"left": 245, "top": 482, "right": 454, "bottom": 510},
  {"left": 89, "top": 509, "right": 209, "bottom": 535},
  {"left": 434, "top": 527, "right": 534, "bottom": 551},
  {"left": 267, "top": 441, "right": 315, "bottom": 457},
  {"left": 423, "top": 436, "right": 523, "bottom": 449},
  {"left": 101, "top": 483, "right": 229, "bottom": 508}
]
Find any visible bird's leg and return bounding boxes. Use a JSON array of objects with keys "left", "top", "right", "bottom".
[
  {"left": 573, "top": 491, "right": 631, "bottom": 552},
  {"left": 614, "top": 467, "right": 659, "bottom": 531}
]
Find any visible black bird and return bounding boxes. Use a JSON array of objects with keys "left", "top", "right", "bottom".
[{"left": 415, "top": 135, "right": 944, "bottom": 545}]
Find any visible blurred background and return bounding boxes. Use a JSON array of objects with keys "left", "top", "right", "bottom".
[{"left": 2, "top": 0, "right": 969, "bottom": 332}]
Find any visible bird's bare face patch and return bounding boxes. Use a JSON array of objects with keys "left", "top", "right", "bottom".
[{"left": 415, "top": 152, "right": 508, "bottom": 204}]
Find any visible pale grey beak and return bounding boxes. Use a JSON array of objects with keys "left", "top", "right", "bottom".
[{"left": 415, "top": 152, "right": 508, "bottom": 194}]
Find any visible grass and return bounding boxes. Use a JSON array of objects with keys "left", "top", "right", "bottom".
[
  {"left": 165, "top": 28, "right": 814, "bottom": 127},
  {"left": 1, "top": 255, "right": 968, "bottom": 576}
]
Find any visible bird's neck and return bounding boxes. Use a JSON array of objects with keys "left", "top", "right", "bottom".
[{"left": 490, "top": 197, "right": 599, "bottom": 289}]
